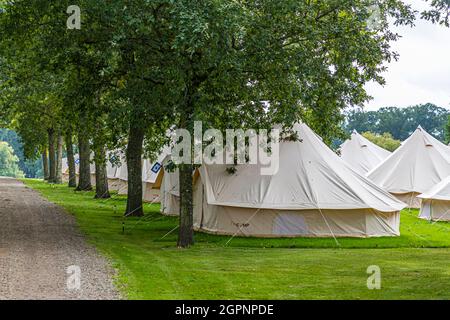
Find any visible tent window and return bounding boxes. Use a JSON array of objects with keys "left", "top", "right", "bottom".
[{"left": 273, "top": 213, "right": 309, "bottom": 235}]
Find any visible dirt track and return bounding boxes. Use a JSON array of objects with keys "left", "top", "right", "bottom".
[{"left": 0, "top": 178, "right": 119, "bottom": 300}]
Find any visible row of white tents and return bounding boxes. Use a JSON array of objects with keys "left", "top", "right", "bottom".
[
  {"left": 162, "top": 123, "right": 405, "bottom": 238},
  {"left": 61, "top": 123, "right": 450, "bottom": 239},
  {"left": 340, "top": 126, "right": 450, "bottom": 221},
  {"left": 62, "top": 148, "right": 170, "bottom": 203}
]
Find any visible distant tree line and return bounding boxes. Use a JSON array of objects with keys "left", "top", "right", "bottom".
[
  {"left": 0, "top": 129, "right": 42, "bottom": 178},
  {"left": 344, "top": 103, "right": 449, "bottom": 141}
]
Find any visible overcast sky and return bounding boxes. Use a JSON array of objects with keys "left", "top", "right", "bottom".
[{"left": 364, "top": 0, "right": 450, "bottom": 111}]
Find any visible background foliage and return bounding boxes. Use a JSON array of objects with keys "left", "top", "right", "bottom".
[
  {"left": 0, "top": 129, "right": 42, "bottom": 177},
  {"left": 344, "top": 103, "right": 449, "bottom": 140},
  {"left": 0, "top": 140, "right": 24, "bottom": 178},
  {"left": 361, "top": 131, "right": 402, "bottom": 151}
]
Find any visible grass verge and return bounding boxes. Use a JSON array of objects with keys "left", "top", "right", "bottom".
[{"left": 23, "top": 179, "right": 450, "bottom": 299}]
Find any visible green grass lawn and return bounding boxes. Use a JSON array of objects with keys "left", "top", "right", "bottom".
[{"left": 23, "top": 179, "right": 450, "bottom": 299}]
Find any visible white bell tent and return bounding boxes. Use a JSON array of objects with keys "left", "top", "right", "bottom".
[
  {"left": 367, "top": 126, "right": 450, "bottom": 208},
  {"left": 417, "top": 176, "right": 450, "bottom": 222},
  {"left": 106, "top": 151, "right": 124, "bottom": 191},
  {"left": 160, "top": 155, "right": 180, "bottom": 216},
  {"left": 62, "top": 157, "right": 70, "bottom": 183},
  {"left": 340, "top": 130, "right": 391, "bottom": 175},
  {"left": 142, "top": 147, "right": 171, "bottom": 202},
  {"left": 116, "top": 148, "right": 169, "bottom": 202}
]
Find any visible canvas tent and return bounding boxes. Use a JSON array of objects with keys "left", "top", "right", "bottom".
[
  {"left": 340, "top": 130, "right": 391, "bottom": 175},
  {"left": 62, "top": 152, "right": 124, "bottom": 190},
  {"left": 116, "top": 148, "right": 169, "bottom": 202},
  {"left": 115, "top": 153, "right": 129, "bottom": 195},
  {"left": 367, "top": 126, "right": 450, "bottom": 208},
  {"left": 61, "top": 154, "right": 103, "bottom": 186},
  {"left": 89, "top": 159, "right": 96, "bottom": 186},
  {"left": 160, "top": 155, "right": 180, "bottom": 216},
  {"left": 417, "top": 176, "right": 450, "bottom": 221},
  {"left": 106, "top": 151, "right": 124, "bottom": 191},
  {"left": 142, "top": 148, "right": 171, "bottom": 202},
  {"left": 62, "top": 156, "right": 81, "bottom": 185},
  {"left": 183, "top": 123, "right": 406, "bottom": 238},
  {"left": 62, "top": 157, "right": 69, "bottom": 183}
]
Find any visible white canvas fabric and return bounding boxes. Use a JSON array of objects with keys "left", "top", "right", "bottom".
[
  {"left": 143, "top": 147, "right": 170, "bottom": 184},
  {"left": 69, "top": 154, "right": 96, "bottom": 185},
  {"left": 61, "top": 154, "right": 95, "bottom": 185},
  {"left": 392, "top": 192, "right": 422, "bottom": 209},
  {"left": 64, "top": 152, "right": 123, "bottom": 188},
  {"left": 417, "top": 175, "right": 450, "bottom": 201},
  {"left": 142, "top": 147, "right": 171, "bottom": 202},
  {"left": 89, "top": 156, "right": 96, "bottom": 186},
  {"left": 62, "top": 155, "right": 80, "bottom": 184},
  {"left": 61, "top": 157, "right": 81, "bottom": 185},
  {"left": 367, "top": 126, "right": 450, "bottom": 208},
  {"left": 340, "top": 130, "right": 391, "bottom": 175},
  {"left": 417, "top": 176, "right": 450, "bottom": 221},
  {"left": 62, "top": 157, "right": 69, "bottom": 174},
  {"left": 61, "top": 157, "right": 70, "bottom": 183},
  {"left": 191, "top": 123, "right": 405, "bottom": 238},
  {"left": 114, "top": 153, "right": 127, "bottom": 180},
  {"left": 200, "top": 123, "right": 405, "bottom": 212},
  {"left": 106, "top": 151, "right": 124, "bottom": 191},
  {"left": 160, "top": 155, "right": 180, "bottom": 216},
  {"left": 115, "top": 148, "right": 168, "bottom": 201},
  {"left": 193, "top": 197, "right": 401, "bottom": 238},
  {"left": 115, "top": 153, "right": 129, "bottom": 195},
  {"left": 108, "top": 176, "right": 122, "bottom": 191},
  {"left": 73, "top": 154, "right": 80, "bottom": 174},
  {"left": 106, "top": 161, "right": 118, "bottom": 190},
  {"left": 418, "top": 199, "right": 450, "bottom": 221},
  {"left": 106, "top": 159, "right": 118, "bottom": 179}
]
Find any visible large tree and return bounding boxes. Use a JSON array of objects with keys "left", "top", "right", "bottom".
[{"left": 165, "top": 0, "right": 420, "bottom": 247}]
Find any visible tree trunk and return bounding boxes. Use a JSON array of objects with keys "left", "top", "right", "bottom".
[
  {"left": 42, "top": 149, "right": 49, "bottom": 181},
  {"left": 76, "top": 131, "right": 92, "bottom": 191},
  {"left": 125, "top": 126, "right": 144, "bottom": 217},
  {"left": 48, "top": 129, "right": 56, "bottom": 183},
  {"left": 55, "top": 134, "right": 63, "bottom": 184},
  {"left": 177, "top": 84, "right": 196, "bottom": 248},
  {"left": 178, "top": 163, "right": 194, "bottom": 247},
  {"left": 65, "top": 134, "right": 77, "bottom": 188},
  {"left": 94, "top": 145, "right": 110, "bottom": 199}
]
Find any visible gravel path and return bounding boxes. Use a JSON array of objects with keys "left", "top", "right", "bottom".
[{"left": 0, "top": 178, "right": 119, "bottom": 300}]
